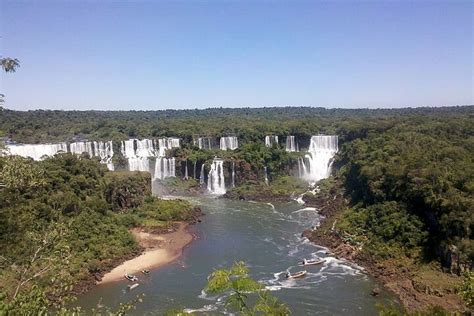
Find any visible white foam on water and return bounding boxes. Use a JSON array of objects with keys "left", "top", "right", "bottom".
[
  {"left": 198, "top": 290, "right": 220, "bottom": 301},
  {"left": 266, "top": 202, "right": 275, "bottom": 210},
  {"left": 184, "top": 304, "right": 219, "bottom": 313},
  {"left": 291, "top": 207, "right": 317, "bottom": 214}
]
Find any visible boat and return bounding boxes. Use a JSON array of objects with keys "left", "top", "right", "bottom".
[
  {"left": 299, "top": 258, "right": 325, "bottom": 266},
  {"left": 141, "top": 269, "right": 150, "bottom": 275},
  {"left": 125, "top": 274, "right": 138, "bottom": 282},
  {"left": 127, "top": 283, "right": 139, "bottom": 290},
  {"left": 286, "top": 270, "right": 307, "bottom": 279}
]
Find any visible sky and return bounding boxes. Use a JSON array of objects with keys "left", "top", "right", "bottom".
[{"left": 0, "top": 0, "right": 472, "bottom": 110}]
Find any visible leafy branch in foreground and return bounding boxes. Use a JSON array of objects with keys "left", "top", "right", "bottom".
[
  {"left": 0, "top": 57, "right": 20, "bottom": 73},
  {"left": 457, "top": 271, "right": 473, "bottom": 309},
  {"left": 0, "top": 57, "right": 20, "bottom": 104},
  {"left": 205, "top": 261, "right": 290, "bottom": 315}
]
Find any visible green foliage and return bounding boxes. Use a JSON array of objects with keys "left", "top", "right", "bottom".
[
  {"left": 227, "top": 176, "right": 307, "bottom": 200},
  {"left": 131, "top": 197, "right": 195, "bottom": 226},
  {"left": 338, "top": 202, "right": 427, "bottom": 258},
  {"left": 104, "top": 171, "right": 151, "bottom": 211},
  {"left": 457, "top": 271, "right": 474, "bottom": 309},
  {"left": 0, "top": 156, "right": 46, "bottom": 191},
  {"left": 0, "top": 58, "right": 20, "bottom": 73},
  {"left": 205, "top": 262, "right": 290, "bottom": 315},
  {"left": 378, "top": 304, "right": 449, "bottom": 316},
  {"left": 0, "top": 155, "right": 142, "bottom": 308},
  {"left": 336, "top": 114, "right": 474, "bottom": 267}
]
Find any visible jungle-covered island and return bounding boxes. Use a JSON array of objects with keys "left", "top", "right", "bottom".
[{"left": 0, "top": 106, "right": 472, "bottom": 314}]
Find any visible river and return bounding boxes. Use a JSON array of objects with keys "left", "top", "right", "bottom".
[{"left": 76, "top": 196, "right": 397, "bottom": 315}]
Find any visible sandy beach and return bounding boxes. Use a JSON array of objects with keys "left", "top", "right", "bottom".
[{"left": 99, "top": 222, "right": 193, "bottom": 283}]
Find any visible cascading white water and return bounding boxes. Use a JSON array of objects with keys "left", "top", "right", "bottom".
[
  {"left": 184, "top": 160, "right": 189, "bottom": 180},
  {"left": 94, "top": 141, "right": 114, "bottom": 171},
  {"left": 136, "top": 139, "right": 156, "bottom": 157},
  {"left": 207, "top": 158, "right": 226, "bottom": 194},
  {"left": 70, "top": 141, "right": 114, "bottom": 170},
  {"left": 219, "top": 137, "right": 238, "bottom": 150},
  {"left": 70, "top": 142, "right": 94, "bottom": 157},
  {"left": 195, "top": 137, "right": 213, "bottom": 150},
  {"left": 121, "top": 138, "right": 179, "bottom": 177},
  {"left": 199, "top": 164, "right": 205, "bottom": 185},
  {"left": 156, "top": 138, "right": 180, "bottom": 157},
  {"left": 6, "top": 143, "right": 68, "bottom": 161},
  {"left": 121, "top": 139, "right": 149, "bottom": 172},
  {"left": 301, "top": 135, "right": 338, "bottom": 184},
  {"left": 265, "top": 135, "right": 279, "bottom": 147},
  {"left": 264, "top": 166, "right": 269, "bottom": 185},
  {"left": 231, "top": 161, "right": 235, "bottom": 188},
  {"left": 128, "top": 157, "right": 150, "bottom": 172},
  {"left": 121, "top": 140, "right": 137, "bottom": 158},
  {"left": 154, "top": 157, "right": 176, "bottom": 180},
  {"left": 193, "top": 161, "right": 197, "bottom": 179},
  {"left": 285, "top": 136, "right": 298, "bottom": 152}
]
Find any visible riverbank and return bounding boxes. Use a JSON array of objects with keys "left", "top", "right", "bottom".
[
  {"left": 301, "top": 183, "right": 467, "bottom": 313},
  {"left": 99, "top": 222, "right": 195, "bottom": 283}
]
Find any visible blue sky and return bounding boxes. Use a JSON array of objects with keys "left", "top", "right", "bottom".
[{"left": 1, "top": 0, "right": 472, "bottom": 110}]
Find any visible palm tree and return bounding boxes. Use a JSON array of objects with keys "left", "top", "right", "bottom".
[
  {"left": 0, "top": 57, "right": 20, "bottom": 104},
  {"left": 1, "top": 57, "right": 20, "bottom": 72}
]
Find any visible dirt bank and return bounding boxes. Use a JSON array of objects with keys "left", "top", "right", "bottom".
[{"left": 99, "top": 222, "right": 195, "bottom": 283}]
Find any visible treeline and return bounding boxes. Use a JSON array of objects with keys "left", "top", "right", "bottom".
[
  {"left": 0, "top": 154, "right": 196, "bottom": 312},
  {"left": 335, "top": 114, "right": 473, "bottom": 272},
  {"left": 1, "top": 106, "right": 472, "bottom": 144}
]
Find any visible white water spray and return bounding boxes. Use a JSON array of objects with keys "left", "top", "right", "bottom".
[
  {"left": 265, "top": 135, "right": 278, "bottom": 147},
  {"left": 6, "top": 143, "right": 68, "bottom": 161},
  {"left": 301, "top": 135, "right": 338, "bottom": 184},
  {"left": 285, "top": 136, "right": 298, "bottom": 152},
  {"left": 207, "top": 158, "right": 226, "bottom": 194},
  {"left": 219, "top": 137, "right": 238, "bottom": 150}
]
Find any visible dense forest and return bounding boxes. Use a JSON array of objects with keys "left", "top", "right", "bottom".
[
  {"left": 0, "top": 153, "right": 199, "bottom": 313},
  {"left": 0, "top": 106, "right": 473, "bottom": 313}
]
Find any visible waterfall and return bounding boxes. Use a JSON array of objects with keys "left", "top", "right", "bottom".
[
  {"left": 301, "top": 135, "right": 338, "bottom": 184},
  {"left": 70, "top": 141, "right": 114, "bottom": 170},
  {"left": 199, "top": 163, "right": 205, "bottom": 185},
  {"left": 298, "top": 157, "right": 302, "bottom": 177},
  {"left": 128, "top": 157, "right": 150, "bottom": 172},
  {"left": 121, "top": 140, "right": 137, "bottom": 158},
  {"left": 136, "top": 139, "right": 156, "bottom": 157},
  {"left": 285, "top": 136, "right": 298, "bottom": 152},
  {"left": 154, "top": 157, "right": 176, "bottom": 180},
  {"left": 156, "top": 138, "right": 180, "bottom": 157},
  {"left": 121, "top": 138, "right": 179, "bottom": 178},
  {"left": 195, "top": 137, "right": 213, "bottom": 150},
  {"left": 220, "top": 137, "right": 238, "bottom": 150},
  {"left": 231, "top": 161, "right": 235, "bottom": 188},
  {"left": 6, "top": 143, "right": 68, "bottom": 161},
  {"left": 70, "top": 141, "right": 94, "bottom": 157},
  {"left": 184, "top": 160, "right": 189, "bottom": 180},
  {"left": 94, "top": 141, "right": 114, "bottom": 171},
  {"left": 264, "top": 166, "right": 269, "bottom": 185},
  {"left": 207, "top": 158, "right": 226, "bottom": 194},
  {"left": 265, "top": 135, "right": 279, "bottom": 147},
  {"left": 193, "top": 161, "right": 197, "bottom": 179}
]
